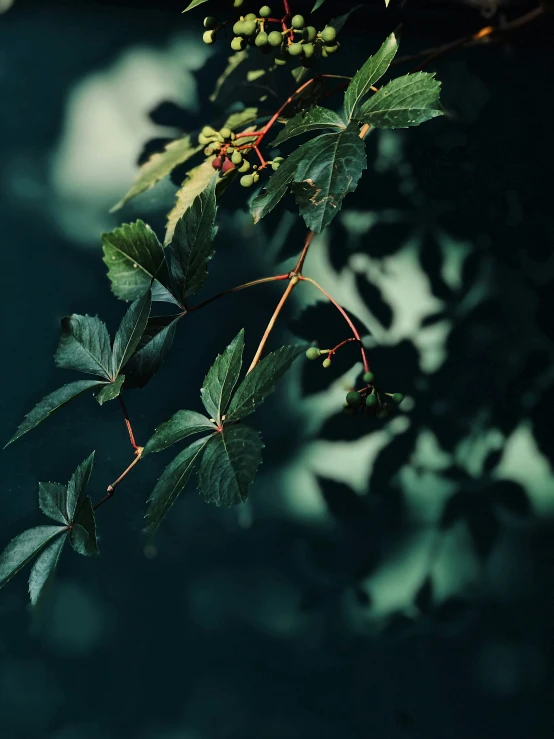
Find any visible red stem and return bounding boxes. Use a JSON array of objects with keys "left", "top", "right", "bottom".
[{"left": 118, "top": 395, "right": 139, "bottom": 451}]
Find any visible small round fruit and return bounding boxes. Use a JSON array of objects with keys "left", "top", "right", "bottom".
[
  {"left": 231, "top": 151, "right": 243, "bottom": 165},
  {"left": 240, "top": 174, "right": 254, "bottom": 187},
  {"left": 268, "top": 30, "right": 283, "bottom": 47},
  {"left": 346, "top": 391, "right": 362, "bottom": 407},
  {"left": 322, "top": 358, "right": 332, "bottom": 368},
  {"left": 211, "top": 156, "right": 223, "bottom": 170},
  {"left": 233, "top": 0, "right": 244, "bottom": 6},
  {"left": 233, "top": 20, "right": 245, "bottom": 35},
  {"left": 203, "top": 30, "right": 216, "bottom": 45},
  {"left": 325, "top": 43, "right": 340, "bottom": 55},
  {"left": 363, "top": 371, "right": 374, "bottom": 384},
  {"left": 204, "top": 146, "right": 215, "bottom": 156},
  {"left": 220, "top": 127, "right": 232, "bottom": 139},
  {"left": 306, "top": 347, "right": 321, "bottom": 360},
  {"left": 271, "top": 157, "right": 284, "bottom": 171},
  {"left": 321, "top": 26, "right": 337, "bottom": 43},
  {"left": 291, "top": 14, "right": 305, "bottom": 30},
  {"left": 365, "top": 394, "right": 377, "bottom": 408},
  {"left": 302, "top": 42, "right": 315, "bottom": 58},
  {"left": 198, "top": 133, "right": 211, "bottom": 145},
  {"left": 259, "top": 5, "right": 272, "bottom": 17},
  {"left": 242, "top": 20, "right": 257, "bottom": 36},
  {"left": 288, "top": 42, "right": 303, "bottom": 56},
  {"left": 255, "top": 32, "right": 269, "bottom": 47},
  {"left": 275, "top": 53, "right": 288, "bottom": 66},
  {"left": 202, "top": 125, "right": 215, "bottom": 137},
  {"left": 203, "top": 16, "right": 217, "bottom": 30},
  {"left": 221, "top": 158, "right": 235, "bottom": 174},
  {"left": 252, "top": 171, "right": 260, "bottom": 183},
  {"left": 245, "top": 13, "right": 257, "bottom": 21},
  {"left": 303, "top": 26, "right": 317, "bottom": 42},
  {"left": 391, "top": 393, "right": 404, "bottom": 405},
  {"left": 231, "top": 36, "right": 247, "bottom": 51},
  {"left": 238, "top": 159, "right": 251, "bottom": 172}
]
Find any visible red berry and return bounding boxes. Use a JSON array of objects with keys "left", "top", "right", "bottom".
[
  {"left": 212, "top": 156, "right": 222, "bottom": 170},
  {"left": 221, "top": 158, "right": 235, "bottom": 173}
]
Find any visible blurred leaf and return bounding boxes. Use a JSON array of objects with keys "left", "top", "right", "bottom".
[
  {"left": 66, "top": 452, "right": 95, "bottom": 523},
  {"left": 355, "top": 273, "right": 393, "bottom": 330},
  {"left": 435, "top": 596, "right": 469, "bottom": 622},
  {"left": 111, "top": 135, "right": 203, "bottom": 211},
  {"left": 201, "top": 329, "right": 244, "bottom": 424},
  {"left": 419, "top": 234, "right": 454, "bottom": 301},
  {"left": 0, "top": 526, "right": 66, "bottom": 589},
  {"left": 468, "top": 507, "right": 499, "bottom": 561},
  {"left": 143, "top": 410, "right": 215, "bottom": 456},
  {"left": 102, "top": 221, "right": 175, "bottom": 303},
  {"left": 355, "top": 73, "right": 443, "bottom": 129},
  {"left": 69, "top": 497, "right": 98, "bottom": 556},
  {"left": 55, "top": 315, "right": 112, "bottom": 379},
  {"left": 482, "top": 447, "right": 503, "bottom": 475},
  {"left": 420, "top": 311, "right": 448, "bottom": 328},
  {"left": 145, "top": 437, "right": 208, "bottom": 534},
  {"left": 198, "top": 425, "right": 263, "bottom": 506},
  {"left": 4, "top": 380, "right": 105, "bottom": 447},
  {"left": 369, "top": 430, "right": 415, "bottom": 491},
  {"left": 38, "top": 482, "right": 68, "bottom": 525},
  {"left": 328, "top": 5, "right": 362, "bottom": 34},
  {"left": 271, "top": 106, "right": 345, "bottom": 147},
  {"left": 414, "top": 576, "right": 433, "bottom": 614},
  {"left": 182, "top": 0, "right": 208, "bottom": 10},
  {"left": 226, "top": 346, "right": 305, "bottom": 422},
  {"left": 489, "top": 480, "right": 531, "bottom": 516},
  {"left": 168, "top": 178, "right": 217, "bottom": 303},
  {"left": 123, "top": 314, "right": 181, "bottom": 389},
  {"left": 461, "top": 248, "right": 482, "bottom": 293},
  {"left": 28, "top": 534, "right": 66, "bottom": 606},
  {"left": 344, "top": 33, "right": 398, "bottom": 121},
  {"left": 317, "top": 476, "right": 369, "bottom": 528},
  {"left": 311, "top": 0, "right": 326, "bottom": 10},
  {"left": 111, "top": 290, "right": 152, "bottom": 376},
  {"left": 94, "top": 376, "right": 126, "bottom": 406},
  {"left": 165, "top": 160, "right": 218, "bottom": 245},
  {"left": 440, "top": 490, "right": 468, "bottom": 529},
  {"left": 210, "top": 51, "right": 249, "bottom": 103},
  {"left": 222, "top": 107, "right": 260, "bottom": 131},
  {"left": 290, "top": 301, "right": 369, "bottom": 344}
]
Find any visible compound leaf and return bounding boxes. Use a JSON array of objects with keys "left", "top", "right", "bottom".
[
  {"left": 69, "top": 497, "right": 98, "bottom": 556},
  {"left": 28, "top": 534, "right": 66, "bottom": 606},
  {"left": 55, "top": 315, "right": 112, "bottom": 379},
  {"left": 143, "top": 410, "right": 215, "bottom": 456},
  {"left": 200, "top": 329, "right": 244, "bottom": 424},
  {"left": 38, "top": 482, "right": 68, "bottom": 525},
  {"left": 0, "top": 526, "right": 66, "bottom": 589},
  {"left": 66, "top": 452, "right": 95, "bottom": 523},
  {"left": 343, "top": 33, "right": 398, "bottom": 121},
  {"left": 355, "top": 72, "right": 443, "bottom": 129},
  {"left": 271, "top": 106, "right": 345, "bottom": 147}
]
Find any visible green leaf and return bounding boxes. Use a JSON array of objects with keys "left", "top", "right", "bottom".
[
  {"left": 210, "top": 51, "right": 249, "bottom": 103},
  {"left": 123, "top": 314, "right": 182, "bottom": 389},
  {"left": 182, "top": 0, "right": 208, "bottom": 11},
  {"left": 55, "top": 315, "right": 112, "bottom": 379},
  {"left": 250, "top": 145, "right": 308, "bottom": 223},
  {"left": 271, "top": 106, "right": 345, "bottom": 147},
  {"left": 200, "top": 329, "right": 244, "bottom": 424},
  {"left": 69, "top": 497, "right": 98, "bottom": 556},
  {"left": 101, "top": 220, "right": 175, "bottom": 304},
  {"left": 311, "top": 0, "right": 326, "bottom": 10},
  {"left": 66, "top": 452, "right": 95, "bottom": 523},
  {"left": 38, "top": 482, "right": 68, "bottom": 524},
  {"left": 94, "top": 376, "right": 126, "bottom": 406},
  {"left": 111, "top": 135, "right": 203, "bottom": 211},
  {"left": 143, "top": 410, "right": 215, "bottom": 456},
  {"left": 145, "top": 437, "right": 208, "bottom": 534},
  {"left": 164, "top": 160, "right": 217, "bottom": 246},
  {"left": 198, "top": 425, "right": 263, "bottom": 507},
  {"left": 5, "top": 380, "right": 105, "bottom": 447},
  {"left": 222, "top": 107, "right": 260, "bottom": 132},
  {"left": 0, "top": 526, "right": 66, "bottom": 589},
  {"left": 291, "top": 125, "right": 367, "bottom": 232},
  {"left": 169, "top": 177, "right": 217, "bottom": 303},
  {"left": 343, "top": 33, "right": 398, "bottom": 121},
  {"left": 111, "top": 289, "right": 152, "bottom": 376},
  {"left": 226, "top": 346, "right": 305, "bottom": 422},
  {"left": 28, "top": 534, "right": 66, "bottom": 606},
  {"left": 354, "top": 72, "right": 444, "bottom": 128},
  {"left": 328, "top": 4, "right": 362, "bottom": 34}
]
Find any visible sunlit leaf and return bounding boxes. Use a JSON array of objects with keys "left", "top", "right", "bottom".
[
  {"left": 200, "top": 329, "right": 244, "bottom": 424},
  {"left": 111, "top": 289, "right": 152, "bottom": 376},
  {"left": 0, "top": 526, "right": 66, "bottom": 589},
  {"left": 354, "top": 72, "right": 443, "bottom": 128},
  {"left": 271, "top": 106, "right": 345, "bottom": 147},
  {"left": 165, "top": 160, "right": 217, "bottom": 246},
  {"left": 343, "top": 33, "right": 398, "bottom": 121},
  {"left": 28, "top": 534, "right": 66, "bottom": 606},
  {"left": 143, "top": 410, "right": 215, "bottom": 456},
  {"left": 55, "top": 314, "right": 112, "bottom": 379},
  {"left": 198, "top": 425, "right": 263, "bottom": 506}
]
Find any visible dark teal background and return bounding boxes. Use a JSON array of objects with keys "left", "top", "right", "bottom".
[{"left": 1, "top": 2, "right": 553, "bottom": 738}]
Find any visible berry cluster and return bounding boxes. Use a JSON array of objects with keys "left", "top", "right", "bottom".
[
  {"left": 202, "top": 9, "right": 340, "bottom": 68},
  {"left": 198, "top": 126, "right": 284, "bottom": 187}
]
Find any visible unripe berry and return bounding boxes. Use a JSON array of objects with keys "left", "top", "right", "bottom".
[
  {"left": 233, "top": 0, "right": 244, "bottom": 6},
  {"left": 255, "top": 32, "right": 269, "bottom": 47},
  {"left": 321, "top": 26, "right": 337, "bottom": 43},
  {"left": 242, "top": 20, "right": 257, "bottom": 36},
  {"left": 363, "top": 372, "right": 374, "bottom": 384},
  {"left": 202, "top": 125, "right": 216, "bottom": 137},
  {"left": 252, "top": 172, "right": 260, "bottom": 183},
  {"left": 325, "top": 43, "right": 340, "bottom": 55},
  {"left": 240, "top": 174, "right": 254, "bottom": 187},
  {"left": 233, "top": 20, "right": 245, "bottom": 35},
  {"left": 365, "top": 394, "right": 377, "bottom": 408},
  {"left": 259, "top": 5, "right": 272, "bottom": 17},
  {"left": 322, "top": 358, "right": 332, "bottom": 368},
  {"left": 271, "top": 157, "right": 284, "bottom": 171},
  {"left": 288, "top": 42, "right": 303, "bottom": 57},
  {"left": 303, "top": 26, "right": 317, "bottom": 42},
  {"left": 302, "top": 42, "right": 315, "bottom": 58},
  {"left": 231, "top": 151, "right": 243, "bottom": 165},
  {"left": 231, "top": 36, "right": 247, "bottom": 51},
  {"left": 211, "top": 156, "right": 222, "bottom": 170},
  {"left": 291, "top": 14, "right": 305, "bottom": 30},
  {"left": 268, "top": 30, "right": 283, "bottom": 47},
  {"left": 391, "top": 393, "right": 404, "bottom": 405},
  {"left": 275, "top": 53, "right": 288, "bottom": 66},
  {"left": 346, "top": 391, "right": 362, "bottom": 407},
  {"left": 198, "top": 133, "right": 212, "bottom": 145},
  {"left": 203, "top": 30, "right": 216, "bottom": 44},
  {"left": 220, "top": 127, "right": 232, "bottom": 139},
  {"left": 204, "top": 146, "right": 215, "bottom": 156},
  {"left": 221, "top": 158, "right": 235, "bottom": 174},
  {"left": 306, "top": 347, "right": 321, "bottom": 360},
  {"left": 204, "top": 16, "right": 218, "bottom": 30},
  {"left": 245, "top": 13, "right": 257, "bottom": 21},
  {"left": 238, "top": 159, "right": 251, "bottom": 172}
]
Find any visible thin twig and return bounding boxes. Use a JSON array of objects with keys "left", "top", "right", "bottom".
[
  {"left": 188, "top": 274, "right": 290, "bottom": 313},
  {"left": 247, "top": 277, "right": 299, "bottom": 373},
  {"left": 93, "top": 448, "right": 143, "bottom": 511}
]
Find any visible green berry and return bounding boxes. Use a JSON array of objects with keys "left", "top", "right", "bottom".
[
  {"left": 391, "top": 393, "right": 404, "bottom": 405},
  {"left": 306, "top": 347, "right": 321, "bottom": 361},
  {"left": 233, "top": 0, "right": 244, "bottom": 6},
  {"left": 325, "top": 43, "right": 340, "bottom": 55},
  {"left": 275, "top": 53, "right": 288, "bottom": 66},
  {"left": 291, "top": 14, "right": 305, "bottom": 30},
  {"left": 203, "top": 16, "right": 218, "bottom": 30},
  {"left": 245, "top": 13, "right": 257, "bottom": 21},
  {"left": 255, "top": 32, "right": 269, "bottom": 47},
  {"left": 202, "top": 125, "right": 215, "bottom": 137},
  {"left": 242, "top": 20, "right": 257, "bottom": 36},
  {"left": 231, "top": 151, "right": 243, "bottom": 165},
  {"left": 288, "top": 42, "right": 303, "bottom": 57},
  {"left": 238, "top": 159, "right": 251, "bottom": 172},
  {"left": 231, "top": 36, "right": 247, "bottom": 51},
  {"left": 252, "top": 172, "right": 260, "bottom": 183},
  {"left": 268, "top": 30, "right": 283, "bottom": 47},
  {"left": 198, "top": 133, "right": 211, "bottom": 145},
  {"left": 363, "top": 371, "right": 374, "bottom": 384},
  {"left": 365, "top": 394, "right": 377, "bottom": 408},
  {"left": 346, "top": 391, "right": 362, "bottom": 407},
  {"left": 240, "top": 175, "right": 254, "bottom": 188},
  {"left": 203, "top": 30, "right": 216, "bottom": 45},
  {"left": 321, "top": 26, "right": 337, "bottom": 43},
  {"left": 302, "top": 42, "right": 315, "bottom": 58},
  {"left": 271, "top": 157, "right": 284, "bottom": 171},
  {"left": 303, "top": 26, "right": 317, "bottom": 42},
  {"left": 233, "top": 20, "right": 245, "bottom": 35},
  {"left": 204, "top": 146, "right": 215, "bottom": 156},
  {"left": 220, "top": 127, "right": 232, "bottom": 139},
  {"left": 322, "top": 358, "right": 332, "bottom": 368},
  {"left": 259, "top": 5, "right": 272, "bottom": 17}
]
